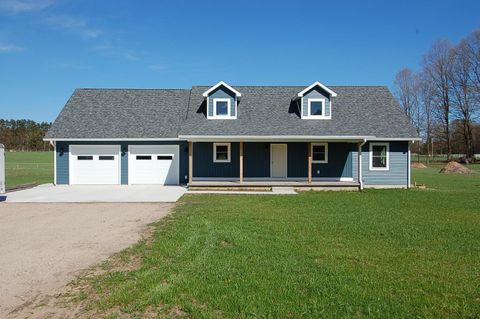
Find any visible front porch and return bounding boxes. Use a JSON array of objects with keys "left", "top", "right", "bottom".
[
  {"left": 187, "top": 140, "right": 366, "bottom": 190},
  {"left": 188, "top": 179, "right": 360, "bottom": 190}
]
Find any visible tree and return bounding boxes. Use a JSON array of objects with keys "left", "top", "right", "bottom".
[
  {"left": 449, "top": 38, "right": 478, "bottom": 160},
  {"left": 394, "top": 68, "right": 418, "bottom": 120},
  {"left": 417, "top": 73, "right": 436, "bottom": 163},
  {"left": 422, "top": 39, "right": 454, "bottom": 160}
]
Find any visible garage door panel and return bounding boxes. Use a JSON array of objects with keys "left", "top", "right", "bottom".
[
  {"left": 70, "top": 145, "right": 120, "bottom": 185},
  {"left": 129, "top": 145, "right": 179, "bottom": 185}
]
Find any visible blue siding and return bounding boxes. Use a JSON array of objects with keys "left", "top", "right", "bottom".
[
  {"left": 193, "top": 142, "right": 240, "bottom": 178},
  {"left": 55, "top": 141, "right": 188, "bottom": 185},
  {"left": 312, "top": 143, "right": 354, "bottom": 178},
  {"left": 244, "top": 143, "right": 270, "bottom": 177},
  {"left": 56, "top": 141, "right": 69, "bottom": 184},
  {"left": 302, "top": 87, "right": 331, "bottom": 117},
  {"left": 287, "top": 142, "right": 354, "bottom": 178},
  {"left": 193, "top": 142, "right": 353, "bottom": 179},
  {"left": 207, "top": 87, "right": 236, "bottom": 117},
  {"left": 352, "top": 141, "right": 408, "bottom": 186},
  {"left": 287, "top": 143, "right": 308, "bottom": 177}
]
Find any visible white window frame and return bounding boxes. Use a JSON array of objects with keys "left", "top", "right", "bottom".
[
  {"left": 311, "top": 143, "right": 328, "bottom": 163},
  {"left": 369, "top": 142, "right": 390, "bottom": 171},
  {"left": 303, "top": 98, "right": 330, "bottom": 119},
  {"left": 213, "top": 142, "right": 231, "bottom": 163},
  {"left": 212, "top": 98, "right": 232, "bottom": 119}
]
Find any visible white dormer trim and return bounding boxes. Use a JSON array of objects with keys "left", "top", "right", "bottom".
[
  {"left": 297, "top": 81, "right": 337, "bottom": 97},
  {"left": 202, "top": 81, "right": 242, "bottom": 98}
]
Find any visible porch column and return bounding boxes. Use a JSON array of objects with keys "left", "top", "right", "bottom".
[
  {"left": 307, "top": 142, "right": 312, "bottom": 184},
  {"left": 188, "top": 141, "right": 193, "bottom": 184},
  {"left": 239, "top": 141, "right": 244, "bottom": 184}
]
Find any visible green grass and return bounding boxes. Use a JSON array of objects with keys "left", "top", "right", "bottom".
[
  {"left": 5, "top": 151, "right": 53, "bottom": 188},
  {"left": 74, "top": 165, "right": 480, "bottom": 318}
]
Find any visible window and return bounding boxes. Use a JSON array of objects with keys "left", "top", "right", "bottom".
[
  {"left": 307, "top": 99, "right": 325, "bottom": 118},
  {"left": 311, "top": 143, "right": 328, "bottom": 163},
  {"left": 213, "top": 143, "right": 231, "bottom": 163},
  {"left": 157, "top": 155, "right": 173, "bottom": 160},
  {"left": 136, "top": 155, "right": 152, "bottom": 160},
  {"left": 369, "top": 142, "right": 389, "bottom": 170},
  {"left": 99, "top": 156, "right": 114, "bottom": 160},
  {"left": 77, "top": 156, "right": 93, "bottom": 160},
  {"left": 213, "top": 98, "right": 231, "bottom": 117}
]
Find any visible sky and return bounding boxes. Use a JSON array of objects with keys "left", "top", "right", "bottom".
[{"left": 0, "top": 0, "right": 479, "bottom": 122}]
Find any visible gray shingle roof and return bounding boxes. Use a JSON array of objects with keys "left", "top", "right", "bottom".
[
  {"left": 46, "top": 85, "right": 417, "bottom": 139},
  {"left": 180, "top": 86, "right": 417, "bottom": 138},
  {"left": 45, "top": 89, "right": 190, "bottom": 139}
]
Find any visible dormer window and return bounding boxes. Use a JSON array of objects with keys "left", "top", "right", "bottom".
[
  {"left": 203, "top": 81, "right": 241, "bottom": 120},
  {"left": 297, "top": 81, "right": 336, "bottom": 120},
  {"left": 213, "top": 98, "right": 231, "bottom": 117},
  {"left": 308, "top": 99, "right": 325, "bottom": 117}
]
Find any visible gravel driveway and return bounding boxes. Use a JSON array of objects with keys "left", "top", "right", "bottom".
[{"left": 0, "top": 202, "right": 173, "bottom": 318}]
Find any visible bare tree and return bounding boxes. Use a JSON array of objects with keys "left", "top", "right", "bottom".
[
  {"left": 417, "top": 73, "right": 436, "bottom": 163},
  {"left": 450, "top": 39, "right": 478, "bottom": 160},
  {"left": 394, "top": 68, "right": 417, "bottom": 120},
  {"left": 422, "top": 39, "right": 454, "bottom": 160},
  {"left": 465, "top": 29, "right": 480, "bottom": 94}
]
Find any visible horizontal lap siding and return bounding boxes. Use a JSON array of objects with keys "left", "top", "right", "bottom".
[
  {"left": 55, "top": 141, "right": 188, "bottom": 185},
  {"left": 193, "top": 142, "right": 240, "bottom": 178},
  {"left": 356, "top": 141, "right": 408, "bottom": 186},
  {"left": 56, "top": 141, "right": 69, "bottom": 184}
]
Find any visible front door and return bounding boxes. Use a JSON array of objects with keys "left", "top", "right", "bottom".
[{"left": 271, "top": 144, "right": 287, "bottom": 178}]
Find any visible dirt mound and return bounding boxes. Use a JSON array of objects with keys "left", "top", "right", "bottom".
[
  {"left": 411, "top": 162, "right": 427, "bottom": 169},
  {"left": 439, "top": 161, "right": 473, "bottom": 174}
]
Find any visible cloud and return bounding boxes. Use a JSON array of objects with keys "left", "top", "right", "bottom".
[
  {"left": 0, "top": 43, "right": 23, "bottom": 52},
  {"left": 0, "top": 0, "right": 55, "bottom": 13},
  {"left": 45, "top": 15, "right": 103, "bottom": 39},
  {"left": 148, "top": 64, "right": 169, "bottom": 71},
  {"left": 91, "top": 43, "right": 140, "bottom": 61}
]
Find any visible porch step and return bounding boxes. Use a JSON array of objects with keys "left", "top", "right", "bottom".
[{"left": 271, "top": 187, "right": 297, "bottom": 194}]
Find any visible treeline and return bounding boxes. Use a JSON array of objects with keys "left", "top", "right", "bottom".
[
  {"left": 0, "top": 119, "right": 52, "bottom": 151},
  {"left": 394, "top": 28, "right": 480, "bottom": 162}
]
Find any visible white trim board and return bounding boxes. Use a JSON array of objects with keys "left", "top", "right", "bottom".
[
  {"left": 44, "top": 138, "right": 181, "bottom": 141},
  {"left": 202, "top": 81, "right": 242, "bottom": 98},
  {"left": 369, "top": 142, "right": 390, "bottom": 171},
  {"left": 213, "top": 143, "right": 231, "bottom": 163},
  {"left": 298, "top": 81, "right": 337, "bottom": 97},
  {"left": 311, "top": 143, "right": 328, "bottom": 163}
]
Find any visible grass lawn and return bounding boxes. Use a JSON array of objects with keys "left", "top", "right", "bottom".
[
  {"left": 5, "top": 151, "right": 53, "bottom": 188},
  {"left": 67, "top": 165, "right": 480, "bottom": 318}
]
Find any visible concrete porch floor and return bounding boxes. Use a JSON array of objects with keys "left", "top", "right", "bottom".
[{"left": 188, "top": 180, "right": 360, "bottom": 189}]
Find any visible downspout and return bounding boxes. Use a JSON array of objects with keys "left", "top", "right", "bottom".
[
  {"left": 358, "top": 139, "right": 367, "bottom": 190},
  {"left": 407, "top": 141, "right": 412, "bottom": 188},
  {"left": 50, "top": 141, "right": 56, "bottom": 185}
]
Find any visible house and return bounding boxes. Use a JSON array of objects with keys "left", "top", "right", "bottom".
[{"left": 44, "top": 81, "right": 419, "bottom": 189}]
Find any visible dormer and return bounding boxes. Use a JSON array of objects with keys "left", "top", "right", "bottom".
[
  {"left": 203, "top": 81, "right": 241, "bottom": 120},
  {"left": 297, "top": 81, "right": 337, "bottom": 120}
]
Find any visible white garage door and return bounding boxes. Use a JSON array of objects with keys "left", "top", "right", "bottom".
[
  {"left": 69, "top": 145, "right": 120, "bottom": 185},
  {"left": 128, "top": 145, "right": 179, "bottom": 185}
]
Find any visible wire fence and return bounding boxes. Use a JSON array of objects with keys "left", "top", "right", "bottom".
[{"left": 6, "top": 163, "right": 53, "bottom": 170}]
